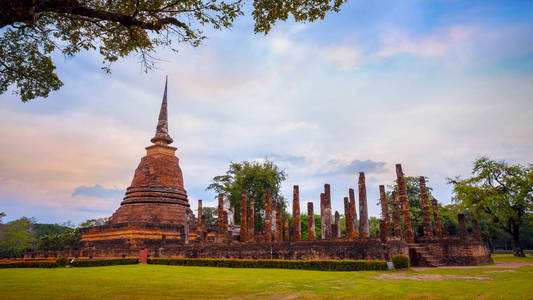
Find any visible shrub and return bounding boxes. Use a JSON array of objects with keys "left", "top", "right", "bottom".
[
  {"left": 392, "top": 254, "right": 409, "bottom": 269},
  {"left": 71, "top": 258, "right": 138, "bottom": 267},
  {"left": 0, "top": 260, "right": 58, "bottom": 268},
  {"left": 56, "top": 257, "right": 68, "bottom": 266},
  {"left": 147, "top": 258, "right": 387, "bottom": 271}
]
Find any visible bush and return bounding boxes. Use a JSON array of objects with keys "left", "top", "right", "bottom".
[
  {"left": 71, "top": 258, "right": 138, "bottom": 267},
  {"left": 148, "top": 258, "right": 387, "bottom": 271},
  {"left": 56, "top": 257, "right": 68, "bottom": 266},
  {"left": 392, "top": 254, "right": 409, "bottom": 269},
  {"left": 0, "top": 261, "right": 58, "bottom": 268}
]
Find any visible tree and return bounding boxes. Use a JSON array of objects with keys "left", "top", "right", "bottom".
[
  {"left": 80, "top": 217, "right": 108, "bottom": 227},
  {"left": 206, "top": 159, "right": 286, "bottom": 231},
  {"left": 201, "top": 207, "right": 218, "bottom": 227},
  {"left": 448, "top": 157, "right": 533, "bottom": 257},
  {"left": 0, "top": 0, "right": 346, "bottom": 101},
  {"left": 0, "top": 217, "right": 36, "bottom": 257},
  {"left": 37, "top": 228, "right": 81, "bottom": 251},
  {"left": 0, "top": 212, "right": 5, "bottom": 223}
]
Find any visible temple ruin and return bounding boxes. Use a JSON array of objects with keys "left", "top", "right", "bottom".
[{"left": 26, "top": 81, "right": 492, "bottom": 266}]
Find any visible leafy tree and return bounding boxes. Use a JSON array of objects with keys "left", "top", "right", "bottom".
[
  {"left": 33, "top": 223, "right": 71, "bottom": 237},
  {"left": 0, "top": 217, "right": 36, "bottom": 257},
  {"left": 448, "top": 157, "right": 533, "bottom": 257},
  {"left": 37, "top": 228, "right": 81, "bottom": 251},
  {"left": 80, "top": 217, "right": 109, "bottom": 227},
  {"left": 1, "top": 0, "right": 346, "bottom": 101},
  {"left": 0, "top": 212, "right": 5, "bottom": 223},
  {"left": 200, "top": 207, "right": 218, "bottom": 227},
  {"left": 206, "top": 160, "right": 287, "bottom": 232}
]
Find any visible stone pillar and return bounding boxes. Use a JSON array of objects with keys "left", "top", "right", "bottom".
[
  {"left": 419, "top": 176, "right": 433, "bottom": 238},
  {"left": 184, "top": 210, "right": 190, "bottom": 244},
  {"left": 293, "top": 185, "right": 301, "bottom": 241},
  {"left": 320, "top": 193, "right": 325, "bottom": 239},
  {"left": 200, "top": 215, "right": 207, "bottom": 242},
  {"left": 248, "top": 197, "right": 255, "bottom": 241},
  {"left": 307, "top": 202, "right": 315, "bottom": 240},
  {"left": 240, "top": 191, "right": 247, "bottom": 243},
  {"left": 379, "top": 185, "right": 391, "bottom": 239},
  {"left": 198, "top": 199, "right": 203, "bottom": 228},
  {"left": 349, "top": 188, "right": 359, "bottom": 238},
  {"left": 283, "top": 216, "right": 289, "bottom": 241},
  {"left": 218, "top": 194, "right": 225, "bottom": 241},
  {"left": 264, "top": 189, "right": 272, "bottom": 242},
  {"left": 391, "top": 191, "right": 402, "bottom": 238},
  {"left": 324, "top": 184, "right": 332, "bottom": 239},
  {"left": 276, "top": 203, "right": 283, "bottom": 242},
  {"left": 379, "top": 220, "right": 386, "bottom": 242},
  {"left": 472, "top": 218, "right": 482, "bottom": 242},
  {"left": 358, "top": 173, "right": 370, "bottom": 238},
  {"left": 432, "top": 198, "right": 443, "bottom": 238},
  {"left": 458, "top": 213, "right": 467, "bottom": 239},
  {"left": 344, "top": 196, "right": 353, "bottom": 239},
  {"left": 223, "top": 211, "right": 230, "bottom": 241},
  {"left": 334, "top": 211, "right": 340, "bottom": 239},
  {"left": 396, "top": 164, "right": 414, "bottom": 243}
]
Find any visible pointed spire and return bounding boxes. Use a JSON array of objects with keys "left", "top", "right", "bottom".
[{"left": 151, "top": 76, "right": 173, "bottom": 145}]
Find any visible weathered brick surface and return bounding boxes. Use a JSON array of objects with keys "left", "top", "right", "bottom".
[
  {"left": 396, "top": 164, "right": 414, "bottom": 243},
  {"left": 323, "top": 184, "right": 332, "bottom": 239},
  {"left": 292, "top": 185, "right": 301, "bottom": 241},
  {"left": 264, "top": 189, "right": 272, "bottom": 242},
  {"left": 432, "top": 198, "right": 443, "bottom": 238},
  {"left": 240, "top": 191, "right": 247, "bottom": 243},
  {"left": 358, "top": 173, "right": 370, "bottom": 238},
  {"left": 349, "top": 188, "right": 359, "bottom": 238},
  {"left": 419, "top": 177, "right": 433, "bottom": 238},
  {"left": 391, "top": 191, "right": 402, "bottom": 238},
  {"left": 379, "top": 185, "right": 391, "bottom": 238},
  {"left": 307, "top": 202, "right": 315, "bottom": 240},
  {"left": 344, "top": 197, "right": 353, "bottom": 239}
]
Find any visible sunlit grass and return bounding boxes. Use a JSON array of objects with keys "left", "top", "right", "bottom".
[{"left": 0, "top": 254, "right": 532, "bottom": 299}]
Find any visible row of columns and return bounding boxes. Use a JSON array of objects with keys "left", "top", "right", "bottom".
[{"left": 190, "top": 163, "right": 476, "bottom": 243}]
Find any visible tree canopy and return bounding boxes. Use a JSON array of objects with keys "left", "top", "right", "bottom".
[
  {"left": 0, "top": 0, "right": 346, "bottom": 101},
  {"left": 206, "top": 159, "right": 286, "bottom": 230},
  {"left": 448, "top": 157, "right": 533, "bottom": 257}
]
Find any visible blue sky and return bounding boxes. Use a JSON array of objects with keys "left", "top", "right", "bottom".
[{"left": 1, "top": 0, "right": 532, "bottom": 224}]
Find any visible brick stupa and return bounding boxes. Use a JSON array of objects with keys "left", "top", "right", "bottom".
[{"left": 79, "top": 78, "right": 193, "bottom": 251}]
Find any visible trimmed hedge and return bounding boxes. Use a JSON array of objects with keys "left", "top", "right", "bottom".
[
  {"left": 148, "top": 258, "right": 387, "bottom": 271},
  {"left": 392, "top": 254, "right": 409, "bottom": 269},
  {"left": 0, "top": 261, "right": 58, "bottom": 268},
  {"left": 71, "top": 258, "right": 139, "bottom": 267}
]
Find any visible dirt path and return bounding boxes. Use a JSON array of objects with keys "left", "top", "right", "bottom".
[{"left": 412, "top": 261, "right": 533, "bottom": 271}]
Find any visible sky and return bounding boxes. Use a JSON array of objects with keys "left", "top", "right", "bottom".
[{"left": 1, "top": 0, "right": 532, "bottom": 224}]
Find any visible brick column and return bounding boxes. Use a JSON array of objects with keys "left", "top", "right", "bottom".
[
  {"left": 184, "top": 210, "right": 190, "bottom": 244},
  {"left": 396, "top": 164, "right": 414, "bottom": 243},
  {"left": 344, "top": 196, "right": 353, "bottom": 239},
  {"left": 240, "top": 191, "right": 247, "bottom": 243},
  {"left": 276, "top": 203, "right": 283, "bottom": 242},
  {"left": 379, "top": 185, "right": 391, "bottom": 239},
  {"left": 320, "top": 193, "right": 325, "bottom": 239},
  {"left": 293, "top": 185, "right": 301, "bottom": 241},
  {"left": 391, "top": 191, "right": 402, "bottom": 238},
  {"left": 198, "top": 199, "right": 203, "bottom": 228},
  {"left": 324, "top": 184, "right": 332, "bottom": 239},
  {"left": 458, "top": 213, "right": 467, "bottom": 239},
  {"left": 217, "top": 194, "right": 225, "bottom": 241},
  {"left": 307, "top": 202, "right": 315, "bottom": 240},
  {"left": 248, "top": 197, "right": 255, "bottom": 241},
  {"left": 264, "top": 189, "right": 272, "bottom": 242},
  {"left": 358, "top": 173, "right": 370, "bottom": 238},
  {"left": 334, "top": 211, "right": 340, "bottom": 239},
  {"left": 432, "top": 198, "right": 443, "bottom": 238},
  {"left": 223, "top": 211, "right": 229, "bottom": 241},
  {"left": 349, "top": 188, "right": 359, "bottom": 238},
  {"left": 419, "top": 177, "right": 433, "bottom": 238}
]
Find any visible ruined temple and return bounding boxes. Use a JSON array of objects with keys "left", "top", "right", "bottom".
[{"left": 26, "top": 81, "right": 492, "bottom": 266}]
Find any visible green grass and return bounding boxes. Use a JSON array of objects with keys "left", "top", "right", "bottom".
[{"left": 1, "top": 255, "right": 532, "bottom": 299}]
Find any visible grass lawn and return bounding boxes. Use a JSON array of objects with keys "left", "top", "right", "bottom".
[{"left": 1, "top": 254, "right": 532, "bottom": 299}]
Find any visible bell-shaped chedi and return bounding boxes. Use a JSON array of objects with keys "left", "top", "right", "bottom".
[{"left": 107, "top": 77, "right": 190, "bottom": 226}]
